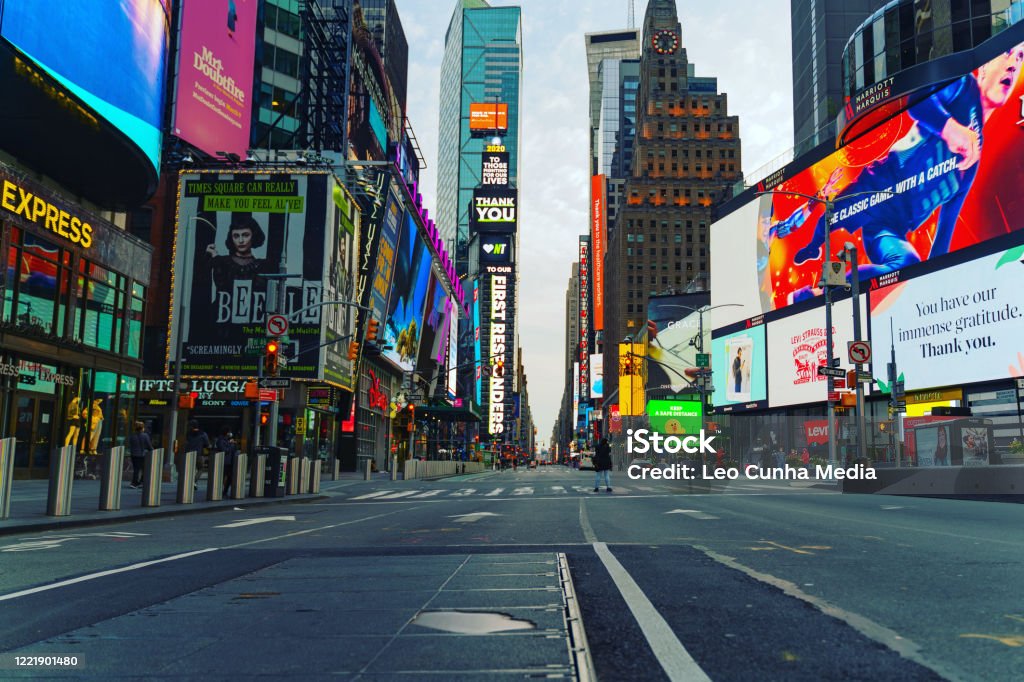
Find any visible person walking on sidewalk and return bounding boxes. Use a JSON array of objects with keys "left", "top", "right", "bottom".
[
  {"left": 593, "top": 438, "right": 613, "bottom": 493},
  {"left": 127, "top": 421, "right": 153, "bottom": 488},
  {"left": 182, "top": 420, "right": 211, "bottom": 490},
  {"left": 216, "top": 427, "right": 239, "bottom": 496}
]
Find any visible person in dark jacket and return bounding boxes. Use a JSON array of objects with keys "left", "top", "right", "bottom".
[
  {"left": 593, "top": 438, "right": 613, "bottom": 493},
  {"left": 181, "top": 420, "right": 211, "bottom": 490},
  {"left": 127, "top": 421, "right": 153, "bottom": 488},
  {"left": 216, "top": 427, "right": 239, "bottom": 496}
]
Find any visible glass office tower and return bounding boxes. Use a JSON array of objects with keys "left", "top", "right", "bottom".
[{"left": 437, "top": 0, "right": 522, "bottom": 266}]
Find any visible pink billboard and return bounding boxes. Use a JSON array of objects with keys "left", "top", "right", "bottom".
[{"left": 172, "top": 0, "right": 258, "bottom": 158}]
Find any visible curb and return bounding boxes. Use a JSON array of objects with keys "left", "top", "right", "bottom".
[{"left": 0, "top": 494, "right": 330, "bottom": 537}]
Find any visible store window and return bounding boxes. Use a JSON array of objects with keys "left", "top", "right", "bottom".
[{"left": 3, "top": 228, "right": 72, "bottom": 337}]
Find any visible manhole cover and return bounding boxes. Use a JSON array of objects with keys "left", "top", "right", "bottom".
[{"left": 411, "top": 610, "right": 536, "bottom": 635}]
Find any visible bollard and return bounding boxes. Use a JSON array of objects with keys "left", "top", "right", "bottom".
[
  {"left": 206, "top": 451, "right": 225, "bottom": 502},
  {"left": 46, "top": 444, "right": 76, "bottom": 517},
  {"left": 364, "top": 457, "right": 372, "bottom": 481},
  {"left": 249, "top": 451, "right": 267, "bottom": 498},
  {"left": 332, "top": 456, "right": 340, "bottom": 481},
  {"left": 99, "top": 446, "right": 125, "bottom": 511},
  {"left": 176, "top": 450, "right": 198, "bottom": 504},
  {"left": 299, "top": 457, "right": 311, "bottom": 494},
  {"left": 287, "top": 457, "right": 301, "bottom": 495},
  {"left": 310, "top": 459, "right": 321, "bottom": 493},
  {"left": 391, "top": 456, "right": 398, "bottom": 481},
  {"left": 0, "top": 437, "right": 16, "bottom": 519},
  {"left": 230, "top": 453, "right": 248, "bottom": 500},
  {"left": 142, "top": 448, "right": 165, "bottom": 507}
]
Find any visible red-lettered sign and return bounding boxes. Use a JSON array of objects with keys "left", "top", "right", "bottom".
[{"left": 804, "top": 419, "right": 830, "bottom": 445}]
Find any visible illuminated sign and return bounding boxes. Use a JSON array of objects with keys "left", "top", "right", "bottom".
[
  {"left": 646, "top": 400, "right": 702, "bottom": 435},
  {"left": 1, "top": 178, "right": 93, "bottom": 248},
  {"left": 618, "top": 343, "right": 646, "bottom": 416},
  {"left": 469, "top": 102, "right": 508, "bottom": 131},
  {"left": 470, "top": 187, "right": 518, "bottom": 232},
  {"left": 578, "top": 238, "right": 590, "bottom": 401},
  {"left": 367, "top": 370, "right": 388, "bottom": 413},
  {"left": 591, "top": 175, "right": 606, "bottom": 330},
  {"left": 489, "top": 274, "right": 509, "bottom": 434},
  {"left": 481, "top": 151, "right": 509, "bottom": 186},
  {"left": 481, "top": 237, "right": 512, "bottom": 263}
]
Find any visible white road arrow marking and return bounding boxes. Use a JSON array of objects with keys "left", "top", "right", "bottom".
[
  {"left": 447, "top": 512, "right": 503, "bottom": 523},
  {"left": 881, "top": 505, "right": 904, "bottom": 510},
  {"left": 665, "top": 509, "right": 719, "bottom": 520},
  {"left": 484, "top": 488, "right": 505, "bottom": 496},
  {"left": 215, "top": 516, "right": 296, "bottom": 528}
]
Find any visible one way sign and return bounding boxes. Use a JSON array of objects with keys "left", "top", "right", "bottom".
[{"left": 259, "top": 377, "right": 292, "bottom": 389}]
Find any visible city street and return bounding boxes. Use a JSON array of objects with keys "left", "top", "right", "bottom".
[{"left": 1, "top": 468, "right": 1020, "bottom": 680}]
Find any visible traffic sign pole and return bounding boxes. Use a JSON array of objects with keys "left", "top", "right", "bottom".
[{"left": 846, "top": 246, "right": 868, "bottom": 466}]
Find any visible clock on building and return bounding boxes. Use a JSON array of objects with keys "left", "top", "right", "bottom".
[{"left": 652, "top": 29, "right": 679, "bottom": 55}]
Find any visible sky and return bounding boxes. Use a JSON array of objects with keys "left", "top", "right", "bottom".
[{"left": 396, "top": 0, "right": 794, "bottom": 444}]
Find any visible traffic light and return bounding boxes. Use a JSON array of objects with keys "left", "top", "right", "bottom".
[
  {"left": 366, "top": 318, "right": 380, "bottom": 342},
  {"left": 264, "top": 339, "right": 280, "bottom": 376},
  {"left": 493, "top": 360, "right": 504, "bottom": 377},
  {"left": 348, "top": 342, "right": 359, "bottom": 361},
  {"left": 259, "top": 412, "right": 270, "bottom": 426}
]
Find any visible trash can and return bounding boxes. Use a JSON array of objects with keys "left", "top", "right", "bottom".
[{"left": 261, "top": 446, "right": 288, "bottom": 497}]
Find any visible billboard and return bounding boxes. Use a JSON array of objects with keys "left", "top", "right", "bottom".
[
  {"left": 480, "top": 235, "right": 512, "bottom": 263},
  {"left": 469, "top": 187, "right": 517, "bottom": 233},
  {"left": 590, "top": 354, "right": 604, "bottom": 399},
  {"left": 618, "top": 343, "right": 646, "bottom": 416},
  {"left": 321, "top": 181, "right": 361, "bottom": 391},
  {"left": 766, "top": 304, "right": 860, "bottom": 408},
  {"left": 171, "top": 172, "right": 334, "bottom": 379},
  {"left": 646, "top": 400, "right": 702, "bottom": 435},
  {"left": 417, "top": 275, "right": 453, "bottom": 371},
  {"left": 578, "top": 237, "right": 590, "bottom": 402},
  {"left": 0, "top": 0, "right": 170, "bottom": 205},
  {"left": 486, "top": 268, "right": 515, "bottom": 435},
  {"left": 711, "top": 324, "right": 768, "bottom": 411},
  {"left": 591, "top": 175, "right": 607, "bottom": 330},
  {"left": 482, "top": 149, "right": 510, "bottom": 186},
  {"left": 714, "top": 42, "right": 1024, "bottom": 320},
  {"left": 173, "top": 0, "right": 258, "bottom": 160},
  {"left": 469, "top": 102, "right": 508, "bottom": 131},
  {"left": 381, "top": 210, "right": 433, "bottom": 372},
  {"left": 370, "top": 189, "right": 403, "bottom": 323},
  {"left": 870, "top": 243, "right": 1024, "bottom": 391},
  {"left": 646, "top": 293, "right": 710, "bottom": 394}
]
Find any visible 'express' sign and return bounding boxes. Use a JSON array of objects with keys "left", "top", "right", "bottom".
[{"left": 1, "top": 178, "right": 94, "bottom": 248}]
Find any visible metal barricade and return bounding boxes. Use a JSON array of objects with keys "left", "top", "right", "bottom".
[
  {"left": 99, "top": 446, "right": 125, "bottom": 511},
  {"left": 206, "top": 451, "right": 225, "bottom": 502},
  {"left": 287, "top": 456, "right": 301, "bottom": 495},
  {"left": 175, "top": 450, "right": 197, "bottom": 504},
  {"left": 0, "top": 437, "right": 16, "bottom": 519},
  {"left": 47, "top": 444, "right": 76, "bottom": 517},
  {"left": 143, "top": 448, "right": 165, "bottom": 507},
  {"left": 230, "top": 453, "right": 248, "bottom": 500},
  {"left": 249, "top": 451, "right": 267, "bottom": 497}
]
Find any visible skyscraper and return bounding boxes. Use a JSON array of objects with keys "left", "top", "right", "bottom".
[
  {"left": 790, "top": 0, "right": 890, "bottom": 154},
  {"left": 603, "top": 0, "right": 742, "bottom": 410},
  {"left": 436, "top": 0, "right": 522, "bottom": 424}
]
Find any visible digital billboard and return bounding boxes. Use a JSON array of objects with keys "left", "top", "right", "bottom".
[
  {"left": 711, "top": 324, "right": 767, "bottom": 411},
  {"left": 591, "top": 174, "right": 607, "bottom": 331},
  {"left": 481, "top": 149, "right": 510, "bottom": 186},
  {"left": 173, "top": 0, "right": 258, "bottom": 160},
  {"left": 646, "top": 400, "right": 702, "bottom": 435},
  {"left": 870, "top": 243, "right": 1024, "bottom": 391},
  {"left": 171, "top": 172, "right": 333, "bottom": 379},
  {"left": 480, "top": 235, "right": 512, "bottom": 263},
  {"left": 713, "top": 43, "right": 1024, "bottom": 320},
  {"left": 381, "top": 210, "right": 433, "bottom": 372},
  {"left": 469, "top": 187, "right": 517, "bottom": 233},
  {"left": 0, "top": 0, "right": 170, "bottom": 205},
  {"left": 417, "top": 274, "right": 453, "bottom": 371},
  {"left": 370, "top": 189, "right": 403, "bottom": 323},
  {"left": 590, "top": 354, "right": 604, "bottom": 399},
  {"left": 322, "top": 181, "right": 361, "bottom": 391},
  {"left": 766, "top": 304, "right": 861, "bottom": 408},
  {"left": 578, "top": 237, "right": 590, "bottom": 402},
  {"left": 485, "top": 267, "right": 515, "bottom": 435},
  {"left": 646, "top": 293, "right": 710, "bottom": 394},
  {"left": 618, "top": 343, "right": 646, "bottom": 416},
  {"left": 469, "top": 102, "right": 508, "bottom": 131}
]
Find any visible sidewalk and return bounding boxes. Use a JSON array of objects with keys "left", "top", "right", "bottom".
[{"left": 0, "top": 470, "right": 373, "bottom": 537}]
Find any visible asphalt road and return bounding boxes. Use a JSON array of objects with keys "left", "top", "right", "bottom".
[{"left": 0, "top": 466, "right": 1021, "bottom": 680}]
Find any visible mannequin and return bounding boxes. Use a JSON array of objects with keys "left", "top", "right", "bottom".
[
  {"left": 64, "top": 396, "right": 82, "bottom": 448},
  {"left": 87, "top": 398, "right": 104, "bottom": 455}
]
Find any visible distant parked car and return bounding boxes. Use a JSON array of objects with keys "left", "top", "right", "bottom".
[{"left": 579, "top": 454, "right": 595, "bottom": 471}]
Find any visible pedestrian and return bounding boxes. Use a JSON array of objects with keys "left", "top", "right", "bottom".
[
  {"left": 593, "top": 437, "right": 613, "bottom": 493},
  {"left": 182, "top": 420, "right": 211, "bottom": 490},
  {"left": 216, "top": 426, "right": 239, "bottom": 496},
  {"left": 801, "top": 447, "right": 811, "bottom": 466},
  {"left": 127, "top": 421, "right": 152, "bottom": 488}
]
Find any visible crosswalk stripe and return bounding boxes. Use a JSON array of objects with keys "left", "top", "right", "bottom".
[
  {"left": 409, "top": 490, "right": 442, "bottom": 498},
  {"left": 551, "top": 486, "right": 567, "bottom": 494},
  {"left": 484, "top": 488, "right": 504, "bottom": 496},
  {"left": 374, "top": 491, "right": 418, "bottom": 500},
  {"left": 350, "top": 490, "right": 390, "bottom": 500},
  {"left": 511, "top": 487, "right": 534, "bottom": 496},
  {"left": 448, "top": 488, "right": 476, "bottom": 497}
]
